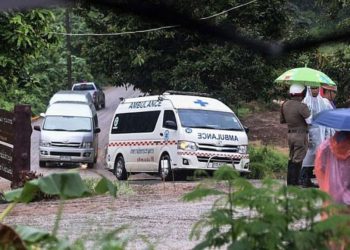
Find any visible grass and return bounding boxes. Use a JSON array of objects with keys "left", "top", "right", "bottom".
[
  {"left": 247, "top": 144, "right": 288, "bottom": 179},
  {"left": 83, "top": 178, "right": 135, "bottom": 196},
  {"left": 233, "top": 100, "right": 281, "bottom": 119}
]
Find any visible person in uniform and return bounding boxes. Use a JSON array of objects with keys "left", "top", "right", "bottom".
[
  {"left": 280, "top": 83, "right": 311, "bottom": 186},
  {"left": 300, "top": 86, "right": 330, "bottom": 188}
]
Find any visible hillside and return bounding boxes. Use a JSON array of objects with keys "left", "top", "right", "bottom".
[{"left": 241, "top": 109, "right": 288, "bottom": 151}]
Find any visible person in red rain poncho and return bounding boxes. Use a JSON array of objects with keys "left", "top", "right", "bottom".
[
  {"left": 315, "top": 130, "right": 350, "bottom": 249},
  {"left": 315, "top": 131, "right": 350, "bottom": 205}
]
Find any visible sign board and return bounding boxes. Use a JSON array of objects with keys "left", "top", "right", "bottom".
[{"left": 0, "top": 105, "right": 31, "bottom": 186}]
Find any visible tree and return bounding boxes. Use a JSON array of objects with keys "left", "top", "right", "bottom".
[
  {"left": 76, "top": 0, "right": 289, "bottom": 105},
  {"left": 0, "top": 10, "right": 58, "bottom": 112}
]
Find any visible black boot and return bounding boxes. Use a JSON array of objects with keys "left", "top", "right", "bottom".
[
  {"left": 287, "top": 162, "right": 301, "bottom": 186},
  {"left": 307, "top": 167, "right": 319, "bottom": 188},
  {"left": 293, "top": 162, "right": 302, "bottom": 186},
  {"left": 287, "top": 160, "right": 293, "bottom": 185},
  {"left": 300, "top": 167, "right": 319, "bottom": 188},
  {"left": 300, "top": 167, "right": 310, "bottom": 188}
]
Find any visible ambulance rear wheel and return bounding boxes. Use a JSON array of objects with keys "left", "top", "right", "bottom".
[
  {"left": 114, "top": 155, "right": 127, "bottom": 180},
  {"left": 159, "top": 154, "right": 173, "bottom": 181}
]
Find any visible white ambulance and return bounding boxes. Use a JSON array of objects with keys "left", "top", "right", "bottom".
[{"left": 106, "top": 91, "right": 249, "bottom": 180}]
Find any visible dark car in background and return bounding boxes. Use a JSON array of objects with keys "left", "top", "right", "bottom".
[{"left": 72, "top": 82, "right": 106, "bottom": 109}]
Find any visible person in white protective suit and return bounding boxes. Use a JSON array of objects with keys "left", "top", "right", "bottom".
[{"left": 300, "top": 86, "right": 333, "bottom": 188}]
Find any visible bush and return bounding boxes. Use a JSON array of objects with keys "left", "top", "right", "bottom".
[
  {"left": 183, "top": 166, "right": 350, "bottom": 250},
  {"left": 248, "top": 145, "right": 288, "bottom": 179},
  {"left": 83, "top": 178, "right": 134, "bottom": 196}
]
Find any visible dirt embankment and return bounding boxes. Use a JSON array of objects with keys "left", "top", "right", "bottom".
[{"left": 241, "top": 110, "right": 288, "bottom": 151}]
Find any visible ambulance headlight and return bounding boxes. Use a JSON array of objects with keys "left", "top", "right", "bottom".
[
  {"left": 178, "top": 140, "right": 198, "bottom": 151},
  {"left": 238, "top": 145, "right": 247, "bottom": 154},
  {"left": 40, "top": 141, "right": 51, "bottom": 147},
  {"left": 81, "top": 142, "right": 92, "bottom": 148}
]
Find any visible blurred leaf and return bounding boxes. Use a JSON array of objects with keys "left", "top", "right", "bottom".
[
  {"left": 15, "top": 225, "right": 55, "bottom": 243},
  {"left": 5, "top": 172, "right": 91, "bottom": 202},
  {"left": 94, "top": 177, "right": 118, "bottom": 197},
  {"left": 0, "top": 223, "right": 26, "bottom": 250}
]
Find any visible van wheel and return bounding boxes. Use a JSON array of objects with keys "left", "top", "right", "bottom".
[
  {"left": 159, "top": 154, "right": 173, "bottom": 181},
  {"left": 101, "top": 101, "right": 105, "bottom": 109},
  {"left": 114, "top": 156, "right": 127, "bottom": 180},
  {"left": 87, "top": 162, "right": 94, "bottom": 168},
  {"left": 39, "top": 161, "right": 46, "bottom": 168}
]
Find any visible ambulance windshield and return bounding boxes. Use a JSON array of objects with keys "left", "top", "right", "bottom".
[{"left": 178, "top": 109, "right": 243, "bottom": 131}]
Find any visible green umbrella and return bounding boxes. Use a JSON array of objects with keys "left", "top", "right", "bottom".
[{"left": 274, "top": 67, "right": 336, "bottom": 87}]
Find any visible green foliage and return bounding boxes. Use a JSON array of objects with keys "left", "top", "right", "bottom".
[
  {"left": 0, "top": 9, "right": 96, "bottom": 115},
  {"left": 183, "top": 166, "right": 350, "bottom": 250},
  {"left": 93, "top": 226, "right": 130, "bottom": 250},
  {"left": 318, "top": 44, "right": 350, "bottom": 105},
  {"left": 235, "top": 106, "right": 252, "bottom": 118},
  {"left": 83, "top": 178, "right": 134, "bottom": 196},
  {"left": 232, "top": 101, "right": 281, "bottom": 119},
  {"left": 15, "top": 225, "right": 57, "bottom": 244},
  {"left": 0, "top": 10, "right": 60, "bottom": 114},
  {"left": 1, "top": 2, "right": 350, "bottom": 114},
  {"left": 77, "top": 0, "right": 289, "bottom": 105},
  {"left": 4, "top": 172, "right": 90, "bottom": 203},
  {"left": 248, "top": 145, "right": 288, "bottom": 179},
  {"left": 0, "top": 172, "right": 142, "bottom": 249}
]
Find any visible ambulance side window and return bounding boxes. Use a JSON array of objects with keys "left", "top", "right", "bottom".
[
  {"left": 163, "top": 110, "right": 177, "bottom": 129},
  {"left": 111, "top": 111, "right": 161, "bottom": 134}
]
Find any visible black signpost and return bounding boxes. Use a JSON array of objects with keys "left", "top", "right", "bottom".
[{"left": 0, "top": 105, "right": 31, "bottom": 187}]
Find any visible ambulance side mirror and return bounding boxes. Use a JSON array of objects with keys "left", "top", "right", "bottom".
[
  {"left": 244, "top": 126, "right": 249, "bottom": 133},
  {"left": 34, "top": 125, "right": 41, "bottom": 131},
  {"left": 164, "top": 120, "right": 177, "bottom": 130}
]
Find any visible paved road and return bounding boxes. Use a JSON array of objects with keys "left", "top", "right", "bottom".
[{"left": 30, "top": 86, "right": 141, "bottom": 179}]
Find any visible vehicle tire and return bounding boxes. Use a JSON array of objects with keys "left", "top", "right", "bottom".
[
  {"left": 159, "top": 154, "right": 173, "bottom": 181},
  {"left": 87, "top": 162, "right": 94, "bottom": 168},
  {"left": 101, "top": 100, "right": 106, "bottom": 109},
  {"left": 114, "top": 155, "right": 127, "bottom": 180},
  {"left": 39, "top": 161, "right": 46, "bottom": 168}
]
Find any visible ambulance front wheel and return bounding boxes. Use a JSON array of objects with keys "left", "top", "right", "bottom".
[
  {"left": 114, "top": 155, "right": 127, "bottom": 180},
  {"left": 159, "top": 153, "right": 173, "bottom": 181}
]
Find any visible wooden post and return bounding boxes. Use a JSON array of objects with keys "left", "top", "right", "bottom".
[{"left": 11, "top": 105, "right": 32, "bottom": 186}]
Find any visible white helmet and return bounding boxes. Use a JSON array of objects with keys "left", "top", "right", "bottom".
[{"left": 289, "top": 83, "right": 305, "bottom": 95}]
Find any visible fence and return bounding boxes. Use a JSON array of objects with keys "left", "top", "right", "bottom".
[{"left": 0, "top": 105, "right": 31, "bottom": 187}]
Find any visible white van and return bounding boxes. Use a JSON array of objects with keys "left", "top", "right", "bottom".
[
  {"left": 106, "top": 91, "right": 249, "bottom": 180},
  {"left": 34, "top": 102, "right": 100, "bottom": 168},
  {"left": 48, "top": 90, "right": 98, "bottom": 126},
  {"left": 49, "top": 90, "right": 93, "bottom": 106}
]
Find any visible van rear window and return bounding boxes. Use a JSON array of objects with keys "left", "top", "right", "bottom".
[
  {"left": 73, "top": 84, "right": 95, "bottom": 91},
  {"left": 111, "top": 111, "right": 161, "bottom": 134}
]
